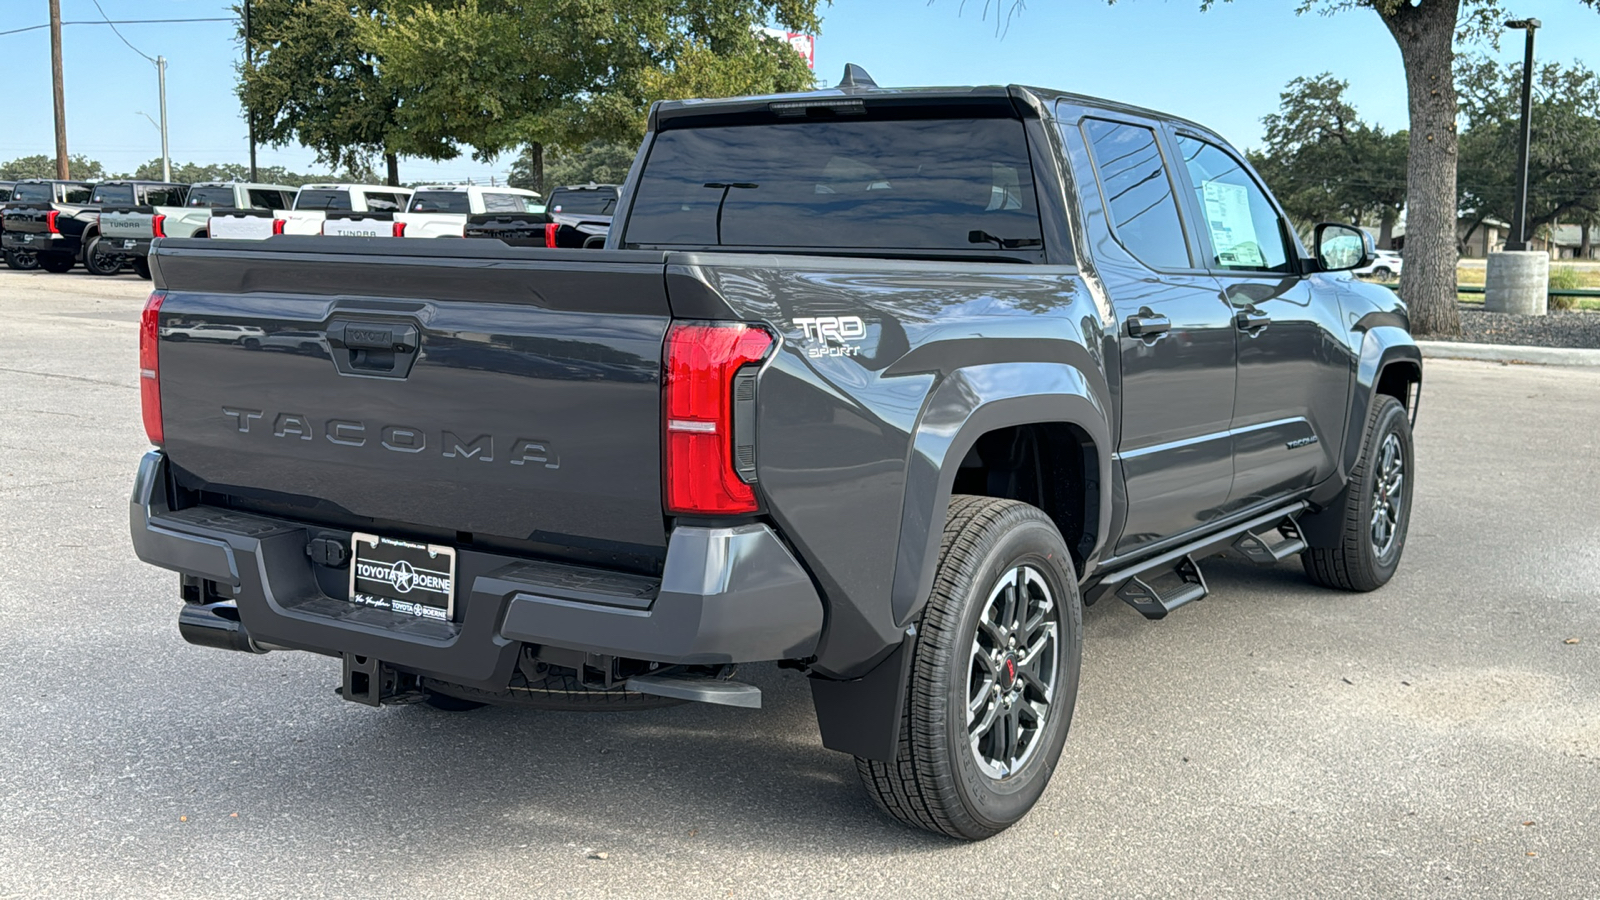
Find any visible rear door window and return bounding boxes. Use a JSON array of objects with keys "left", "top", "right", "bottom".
[
  {"left": 625, "top": 118, "right": 1043, "bottom": 258},
  {"left": 549, "top": 189, "right": 618, "bottom": 216},
  {"left": 482, "top": 192, "right": 536, "bottom": 213},
  {"left": 0, "top": 187, "right": 11, "bottom": 202},
  {"left": 295, "top": 190, "right": 352, "bottom": 211},
  {"left": 142, "top": 186, "right": 186, "bottom": 207},
  {"left": 63, "top": 185, "right": 92, "bottom": 203},
  {"left": 91, "top": 185, "right": 136, "bottom": 206},
  {"left": 1080, "top": 119, "right": 1191, "bottom": 270},
  {"left": 410, "top": 191, "right": 472, "bottom": 213},
  {"left": 363, "top": 191, "right": 406, "bottom": 212},
  {"left": 246, "top": 189, "right": 289, "bottom": 209}
]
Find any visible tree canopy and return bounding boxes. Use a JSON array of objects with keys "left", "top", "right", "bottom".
[
  {"left": 0, "top": 155, "right": 106, "bottom": 181},
  {"left": 1248, "top": 73, "right": 1407, "bottom": 245}
]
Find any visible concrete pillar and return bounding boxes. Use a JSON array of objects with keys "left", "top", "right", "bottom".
[{"left": 1484, "top": 250, "right": 1549, "bottom": 316}]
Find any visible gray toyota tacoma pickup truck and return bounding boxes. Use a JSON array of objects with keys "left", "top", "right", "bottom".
[{"left": 130, "top": 67, "right": 1420, "bottom": 840}]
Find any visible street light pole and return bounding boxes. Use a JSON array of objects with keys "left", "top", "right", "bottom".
[
  {"left": 158, "top": 56, "right": 171, "bottom": 183},
  {"left": 1504, "top": 18, "right": 1541, "bottom": 252}
]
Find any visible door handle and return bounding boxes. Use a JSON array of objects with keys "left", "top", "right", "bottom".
[
  {"left": 325, "top": 319, "right": 421, "bottom": 378},
  {"left": 1235, "top": 309, "right": 1271, "bottom": 333},
  {"left": 1126, "top": 312, "right": 1171, "bottom": 339}
]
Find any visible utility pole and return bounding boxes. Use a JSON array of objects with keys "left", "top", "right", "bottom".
[
  {"left": 245, "top": 0, "right": 258, "bottom": 181},
  {"left": 158, "top": 56, "right": 171, "bottom": 182},
  {"left": 1504, "top": 19, "right": 1541, "bottom": 251},
  {"left": 49, "top": 0, "right": 69, "bottom": 179}
]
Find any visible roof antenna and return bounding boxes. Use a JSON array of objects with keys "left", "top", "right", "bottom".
[{"left": 838, "top": 63, "right": 878, "bottom": 91}]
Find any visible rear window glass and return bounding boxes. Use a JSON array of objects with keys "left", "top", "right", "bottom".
[
  {"left": 92, "top": 185, "right": 136, "bottom": 206},
  {"left": 295, "top": 190, "right": 352, "bottom": 211},
  {"left": 13, "top": 184, "right": 53, "bottom": 202},
  {"left": 187, "top": 187, "right": 238, "bottom": 208},
  {"left": 248, "top": 189, "right": 292, "bottom": 209},
  {"left": 64, "top": 185, "right": 92, "bottom": 203},
  {"left": 483, "top": 192, "right": 540, "bottom": 213},
  {"left": 0, "top": 187, "right": 10, "bottom": 202},
  {"left": 142, "top": 187, "right": 185, "bottom": 207},
  {"left": 549, "top": 188, "right": 618, "bottom": 216},
  {"left": 625, "top": 118, "right": 1043, "bottom": 256},
  {"left": 410, "top": 191, "right": 471, "bottom": 213},
  {"left": 363, "top": 191, "right": 406, "bottom": 211}
]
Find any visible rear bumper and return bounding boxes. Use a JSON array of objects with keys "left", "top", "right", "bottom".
[
  {"left": 129, "top": 451, "right": 823, "bottom": 688},
  {"left": 99, "top": 236, "right": 152, "bottom": 257},
  {"left": 2, "top": 232, "right": 65, "bottom": 253}
]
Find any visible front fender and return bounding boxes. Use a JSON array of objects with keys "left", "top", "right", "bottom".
[{"left": 890, "top": 361, "right": 1112, "bottom": 627}]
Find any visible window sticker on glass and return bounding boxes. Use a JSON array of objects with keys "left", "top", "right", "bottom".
[{"left": 1199, "top": 180, "right": 1264, "bottom": 268}]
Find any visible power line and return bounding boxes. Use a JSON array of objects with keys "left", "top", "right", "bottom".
[
  {"left": 87, "top": 0, "right": 156, "bottom": 63},
  {"left": 0, "top": 18, "right": 233, "bottom": 38}
]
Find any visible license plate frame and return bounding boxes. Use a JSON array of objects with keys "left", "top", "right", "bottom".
[{"left": 348, "top": 532, "right": 457, "bottom": 622}]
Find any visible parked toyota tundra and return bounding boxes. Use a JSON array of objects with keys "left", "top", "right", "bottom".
[
  {"left": 0, "top": 180, "right": 39, "bottom": 270},
  {"left": 208, "top": 184, "right": 412, "bottom": 239},
  {"left": 1, "top": 178, "right": 96, "bottom": 272},
  {"left": 88, "top": 182, "right": 189, "bottom": 278},
  {"left": 391, "top": 184, "right": 544, "bottom": 239},
  {"left": 99, "top": 182, "right": 297, "bottom": 278},
  {"left": 130, "top": 68, "right": 1421, "bottom": 840}
]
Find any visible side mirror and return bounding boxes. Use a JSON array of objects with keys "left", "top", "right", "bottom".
[{"left": 1314, "top": 222, "right": 1374, "bottom": 272}]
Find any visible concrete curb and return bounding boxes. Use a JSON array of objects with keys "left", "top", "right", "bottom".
[{"left": 1417, "top": 340, "right": 1600, "bottom": 367}]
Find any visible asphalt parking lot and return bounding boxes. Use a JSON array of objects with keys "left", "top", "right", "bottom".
[{"left": 2, "top": 267, "right": 1597, "bottom": 899}]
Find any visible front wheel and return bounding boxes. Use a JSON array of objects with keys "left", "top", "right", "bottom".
[
  {"left": 1302, "top": 395, "right": 1414, "bottom": 591},
  {"left": 855, "top": 495, "right": 1082, "bottom": 840}
]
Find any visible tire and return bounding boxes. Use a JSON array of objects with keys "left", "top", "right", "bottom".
[
  {"left": 5, "top": 249, "right": 39, "bottom": 270},
  {"left": 855, "top": 495, "right": 1082, "bottom": 840},
  {"left": 131, "top": 258, "right": 152, "bottom": 280},
  {"left": 1370, "top": 266, "right": 1393, "bottom": 280},
  {"left": 36, "top": 253, "right": 75, "bottom": 273},
  {"left": 1302, "top": 395, "right": 1414, "bottom": 592},
  {"left": 83, "top": 237, "right": 123, "bottom": 276},
  {"left": 241, "top": 337, "right": 262, "bottom": 351}
]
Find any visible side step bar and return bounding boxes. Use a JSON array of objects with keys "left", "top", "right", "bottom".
[
  {"left": 1115, "top": 554, "right": 1208, "bottom": 619},
  {"left": 1231, "top": 522, "right": 1307, "bottom": 564},
  {"left": 626, "top": 674, "right": 762, "bottom": 708}
]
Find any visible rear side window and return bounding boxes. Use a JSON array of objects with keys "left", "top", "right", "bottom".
[
  {"left": 188, "top": 187, "right": 238, "bottom": 208},
  {"left": 549, "top": 188, "right": 617, "bottom": 216},
  {"left": 0, "top": 187, "right": 10, "bottom": 202},
  {"left": 92, "top": 185, "right": 136, "bottom": 206},
  {"left": 296, "top": 190, "right": 352, "bottom": 211},
  {"left": 363, "top": 191, "right": 406, "bottom": 211},
  {"left": 13, "top": 184, "right": 53, "bottom": 202},
  {"left": 410, "top": 191, "right": 472, "bottom": 213},
  {"left": 63, "top": 185, "right": 92, "bottom": 203},
  {"left": 626, "top": 118, "right": 1043, "bottom": 257},
  {"left": 1080, "top": 119, "right": 1191, "bottom": 270},
  {"left": 246, "top": 189, "right": 289, "bottom": 209},
  {"left": 142, "top": 187, "right": 185, "bottom": 207}
]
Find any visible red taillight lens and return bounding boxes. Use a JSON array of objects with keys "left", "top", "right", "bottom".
[
  {"left": 392, "top": 221, "right": 407, "bottom": 237},
  {"left": 663, "top": 322, "right": 773, "bottom": 515},
  {"left": 544, "top": 222, "right": 558, "bottom": 248},
  {"left": 140, "top": 291, "right": 165, "bottom": 445},
  {"left": 46, "top": 211, "right": 60, "bottom": 234},
  {"left": 271, "top": 219, "right": 286, "bottom": 235},
  {"left": 151, "top": 214, "right": 166, "bottom": 238}
]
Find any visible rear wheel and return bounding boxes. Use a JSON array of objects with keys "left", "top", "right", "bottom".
[
  {"left": 4, "top": 249, "right": 39, "bottom": 270},
  {"left": 855, "top": 495, "right": 1082, "bottom": 840},
  {"left": 1302, "top": 395, "right": 1414, "bottom": 591},
  {"left": 83, "top": 237, "right": 123, "bottom": 276},
  {"left": 36, "top": 253, "right": 75, "bottom": 273},
  {"left": 1370, "top": 266, "right": 1394, "bottom": 281}
]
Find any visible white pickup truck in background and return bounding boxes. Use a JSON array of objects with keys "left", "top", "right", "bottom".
[
  {"left": 388, "top": 184, "right": 544, "bottom": 238},
  {"left": 100, "top": 182, "right": 296, "bottom": 276},
  {"left": 209, "top": 184, "right": 412, "bottom": 239}
]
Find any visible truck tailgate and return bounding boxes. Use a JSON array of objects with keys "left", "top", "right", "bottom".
[
  {"left": 151, "top": 239, "right": 674, "bottom": 557},
  {"left": 207, "top": 210, "right": 276, "bottom": 240},
  {"left": 101, "top": 208, "right": 153, "bottom": 240},
  {"left": 2, "top": 205, "right": 53, "bottom": 233}
]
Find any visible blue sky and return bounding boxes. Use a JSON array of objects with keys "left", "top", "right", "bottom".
[{"left": 1, "top": 0, "right": 1596, "bottom": 183}]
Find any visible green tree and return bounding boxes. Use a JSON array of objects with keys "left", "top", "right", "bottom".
[
  {"left": 1456, "top": 54, "right": 1600, "bottom": 252},
  {"left": 1249, "top": 74, "right": 1408, "bottom": 247},
  {"left": 0, "top": 155, "right": 106, "bottom": 181},
  {"left": 235, "top": 0, "right": 456, "bottom": 186},
  {"left": 371, "top": 0, "right": 822, "bottom": 194},
  {"left": 513, "top": 140, "right": 639, "bottom": 192}
]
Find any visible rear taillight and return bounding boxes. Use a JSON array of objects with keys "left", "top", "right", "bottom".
[
  {"left": 271, "top": 219, "right": 286, "bottom": 235},
  {"left": 663, "top": 322, "right": 773, "bottom": 515},
  {"left": 392, "top": 221, "right": 407, "bottom": 237},
  {"left": 318, "top": 221, "right": 328, "bottom": 235},
  {"left": 544, "top": 222, "right": 558, "bottom": 248},
  {"left": 151, "top": 214, "right": 166, "bottom": 238},
  {"left": 46, "top": 211, "right": 60, "bottom": 234},
  {"left": 140, "top": 291, "right": 165, "bottom": 446}
]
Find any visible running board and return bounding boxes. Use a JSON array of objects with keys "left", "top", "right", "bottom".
[
  {"left": 1231, "top": 521, "right": 1307, "bottom": 564},
  {"left": 1115, "top": 554, "right": 1208, "bottom": 620},
  {"left": 626, "top": 674, "right": 762, "bottom": 708}
]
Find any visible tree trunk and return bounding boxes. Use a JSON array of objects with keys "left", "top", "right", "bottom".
[
  {"left": 1583, "top": 222, "right": 1593, "bottom": 260},
  {"left": 1380, "top": 0, "right": 1461, "bottom": 337},
  {"left": 527, "top": 142, "right": 544, "bottom": 197},
  {"left": 1378, "top": 209, "right": 1396, "bottom": 250},
  {"left": 385, "top": 153, "right": 400, "bottom": 187}
]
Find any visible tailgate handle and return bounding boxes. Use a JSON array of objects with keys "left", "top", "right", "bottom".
[{"left": 326, "top": 321, "right": 421, "bottom": 378}]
